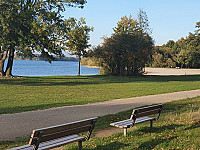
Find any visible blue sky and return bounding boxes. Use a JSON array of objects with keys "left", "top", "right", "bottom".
[{"left": 63, "top": 0, "right": 200, "bottom": 47}]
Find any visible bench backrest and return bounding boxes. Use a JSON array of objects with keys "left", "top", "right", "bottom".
[
  {"left": 130, "top": 104, "right": 163, "bottom": 121},
  {"left": 29, "top": 117, "right": 98, "bottom": 146}
]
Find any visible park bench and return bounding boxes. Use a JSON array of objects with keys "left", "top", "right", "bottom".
[
  {"left": 9, "top": 117, "right": 98, "bottom": 150},
  {"left": 110, "top": 104, "right": 163, "bottom": 136}
]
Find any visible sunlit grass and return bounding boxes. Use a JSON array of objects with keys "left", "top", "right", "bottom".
[
  {"left": 65, "top": 96, "right": 200, "bottom": 150},
  {"left": 2, "top": 96, "right": 199, "bottom": 150},
  {"left": 1, "top": 75, "right": 200, "bottom": 114}
]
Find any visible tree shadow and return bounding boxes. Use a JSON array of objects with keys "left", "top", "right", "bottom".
[
  {"left": 138, "top": 136, "right": 177, "bottom": 150},
  {"left": 83, "top": 141, "right": 130, "bottom": 150},
  {"left": 0, "top": 75, "right": 200, "bottom": 87},
  {"left": 185, "top": 121, "right": 200, "bottom": 130},
  {"left": 0, "top": 102, "right": 79, "bottom": 114},
  {"left": 136, "top": 124, "right": 184, "bottom": 134}
]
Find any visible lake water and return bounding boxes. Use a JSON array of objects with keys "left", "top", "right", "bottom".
[{"left": 5, "top": 60, "right": 99, "bottom": 76}]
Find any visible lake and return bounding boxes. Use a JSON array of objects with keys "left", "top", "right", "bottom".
[{"left": 5, "top": 60, "right": 99, "bottom": 76}]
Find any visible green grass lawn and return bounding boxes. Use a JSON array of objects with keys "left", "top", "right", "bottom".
[
  {"left": 65, "top": 96, "right": 200, "bottom": 150},
  {"left": 1, "top": 75, "right": 200, "bottom": 114},
  {"left": 1, "top": 96, "right": 199, "bottom": 150}
]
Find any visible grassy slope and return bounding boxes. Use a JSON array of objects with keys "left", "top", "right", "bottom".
[
  {"left": 1, "top": 75, "right": 200, "bottom": 114},
  {"left": 67, "top": 97, "right": 200, "bottom": 150},
  {"left": 1, "top": 96, "right": 199, "bottom": 149}
]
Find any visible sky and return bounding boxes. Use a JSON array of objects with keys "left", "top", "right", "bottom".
[{"left": 63, "top": 0, "right": 200, "bottom": 47}]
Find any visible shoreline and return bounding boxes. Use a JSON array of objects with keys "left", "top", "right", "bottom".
[{"left": 83, "top": 65, "right": 101, "bottom": 69}]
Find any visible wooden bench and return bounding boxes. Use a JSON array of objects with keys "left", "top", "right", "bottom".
[
  {"left": 110, "top": 104, "right": 163, "bottom": 136},
  {"left": 9, "top": 117, "right": 98, "bottom": 150}
]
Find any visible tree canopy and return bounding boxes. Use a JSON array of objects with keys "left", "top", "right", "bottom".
[
  {"left": 94, "top": 11, "right": 154, "bottom": 76},
  {"left": 0, "top": 0, "right": 86, "bottom": 77},
  {"left": 65, "top": 17, "right": 93, "bottom": 75},
  {"left": 151, "top": 21, "right": 200, "bottom": 68}
]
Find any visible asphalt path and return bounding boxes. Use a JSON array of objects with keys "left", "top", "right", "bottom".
[{"left": 1, "top": 89, "right": 200, "bottom": 140}]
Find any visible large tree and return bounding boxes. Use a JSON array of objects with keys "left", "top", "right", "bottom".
[{"left": 0, "top": 0, "right": 86, "bottom": 77}]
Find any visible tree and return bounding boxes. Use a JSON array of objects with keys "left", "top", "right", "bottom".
[
  {"left": 0, "top": 0, "right": 86, "bottom": 77},
  {"left": 94, "top": 12, "right": 153, "bottom": 76},
  {"left": 65, "top": 18, "right": 93, "bottom": 76}
]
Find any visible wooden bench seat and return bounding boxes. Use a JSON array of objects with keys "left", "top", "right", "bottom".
[
  {"left": 9, "top": 117, "right": 98, "bottom": 150},
  {"left": 110, "top": 104, "right": 163, "bottom": 136}
]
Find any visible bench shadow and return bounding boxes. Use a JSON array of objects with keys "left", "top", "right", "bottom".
[
  {"left": 185, "top": 121, "right": 200, "bottom": 130},
  {"left": 136, "top": 124, "right": 184, "bottom": 134},
  {"left": 138, "top": 136, "right": 177, "bottom": 150},
  {"left": 83, "top": 142, "right": 130, "bottom": 150}
]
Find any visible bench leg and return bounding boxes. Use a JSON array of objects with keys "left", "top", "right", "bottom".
[
  {"left": 150, "top": 120, "right": 153, "bottom": 129},
  {"left": 124, "top": 128, "right": 127, "bottom": 136},
  {"left": 78, "top": 141, "right": 82, "bottom": 150}
]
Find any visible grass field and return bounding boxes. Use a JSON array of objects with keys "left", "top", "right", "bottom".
[
  {"left": 1, "top": 75, "right": 200, "bottom": 114},
  {"left": 64, "top": 96, "right": 200, "bottom": 150},
  {"left": 1, "top": 96, "right": 199, "bottom": 149}
]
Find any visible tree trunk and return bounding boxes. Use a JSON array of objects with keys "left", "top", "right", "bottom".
[
  {"left": 0, "top": 61, "right": 5, "bottom": 77},
  {"left": 78, "top": 56, "right": 81, "bottom": 76},
  {"left": 0, "top": 50, "right": 8, "bottom": 77},
  {"left": 5, "top": 46, "right": 15, "bottom": 77}
]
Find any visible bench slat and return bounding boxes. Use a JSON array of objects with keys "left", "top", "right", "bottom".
[
  {"left": 137, "top": 109, "right": 160, "bottom": 118},
  {"left": 31, "top": 117, "right": 97, "bottom": 137},
  {"left": 39, "top": 135, "right": 81, "bottom": 147},
  {"left": 110, "top": 116, "right": 156, "bottom": 128},
  {"left": 29, "top": 117, "right": 97, "bottom": 145},
  {"left": 135, "top": 116, "right": 155, "bottom": 124},
  {"left": 8, "top": 135, "right": 85, "bottom": 150},
  {"left": 36, "top": 125, "right": 91, "bottom": 143},
  {"left": 110, "top": 119, "right": 133, "bottom": 128},
  {"left": 136, "top": 104, "right": 163, "bottom": 113},
  {"left": 39, "top": 135, "right": 85, "bottom": 150},
  {"left": 8, "top": 145, "right": 33, "bottom": 150}
]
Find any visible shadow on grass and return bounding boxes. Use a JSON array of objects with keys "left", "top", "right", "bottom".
[
  {"left": 0, "top": 137, "right": 29, "bottom": 150},
  {"left": 0, "top": 102, "right": 79, "bottom": 114},
  {"left": 138, "top": 136, "right": 177, "bottom": 150},
  {"left": 185, "top": 121, "right": 200, "bottom": 130},
  {"left": 137, "top": 124, "right": 184, "bottom": 134},
  {"left": 1, "top": 75, "right": 200, "bottom": 86},
  {"left": 82, "top": 142, "right": 130, "bottom": 150},
  {"left": 161, "top": 99, "right": 200, "bottom": 115}
]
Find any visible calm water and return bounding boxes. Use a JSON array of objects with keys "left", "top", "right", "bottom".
[{"left": 5, "top": 60, "right": 99, "bottom": 76}]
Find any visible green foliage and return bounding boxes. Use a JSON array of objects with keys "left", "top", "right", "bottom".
[
  {"left": 94, "top": 11, "right": 154, "bottom": 76},
  {"left": 0, "top": 0, "right": 86, "bottom": 77},
  {"left": 65, "top": 17, "right": 93, "bottom": 75},
  {"left": 151, "top": 21, "right": 200, "bottom": 68}
]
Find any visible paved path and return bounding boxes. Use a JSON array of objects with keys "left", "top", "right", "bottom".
[{"left": 1, "top": 89, "right": 200, "bottom": 141}]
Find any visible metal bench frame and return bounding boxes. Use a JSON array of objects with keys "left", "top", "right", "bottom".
[
  {"left": 9, "top": 117, "right": 98, "bottom": 150},
  {"left": 110, "top": 104, "right": 163, "bottom": 136}
]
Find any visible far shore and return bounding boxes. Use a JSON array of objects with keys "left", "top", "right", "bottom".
[{"left": 83, "top": 65, "right": 101, "bottom": 69}]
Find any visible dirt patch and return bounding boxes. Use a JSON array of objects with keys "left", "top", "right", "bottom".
[{"left": 93, "top": 126, "right": 137, "bottom": 138}]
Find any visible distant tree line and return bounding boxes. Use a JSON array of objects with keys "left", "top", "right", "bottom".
[
  {"left": 14, "top": 54, "right": 78, "bottom": 61},
  {"left": 151, "top": 22, "right": 200, "bottom": 68},
  {"left": 82, "top": 21, "right": 200, "bottom": 72}
]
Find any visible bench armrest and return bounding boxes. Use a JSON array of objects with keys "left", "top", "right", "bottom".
[{"left": 85, "top": 119, "right": 97, "bottom": 141}]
